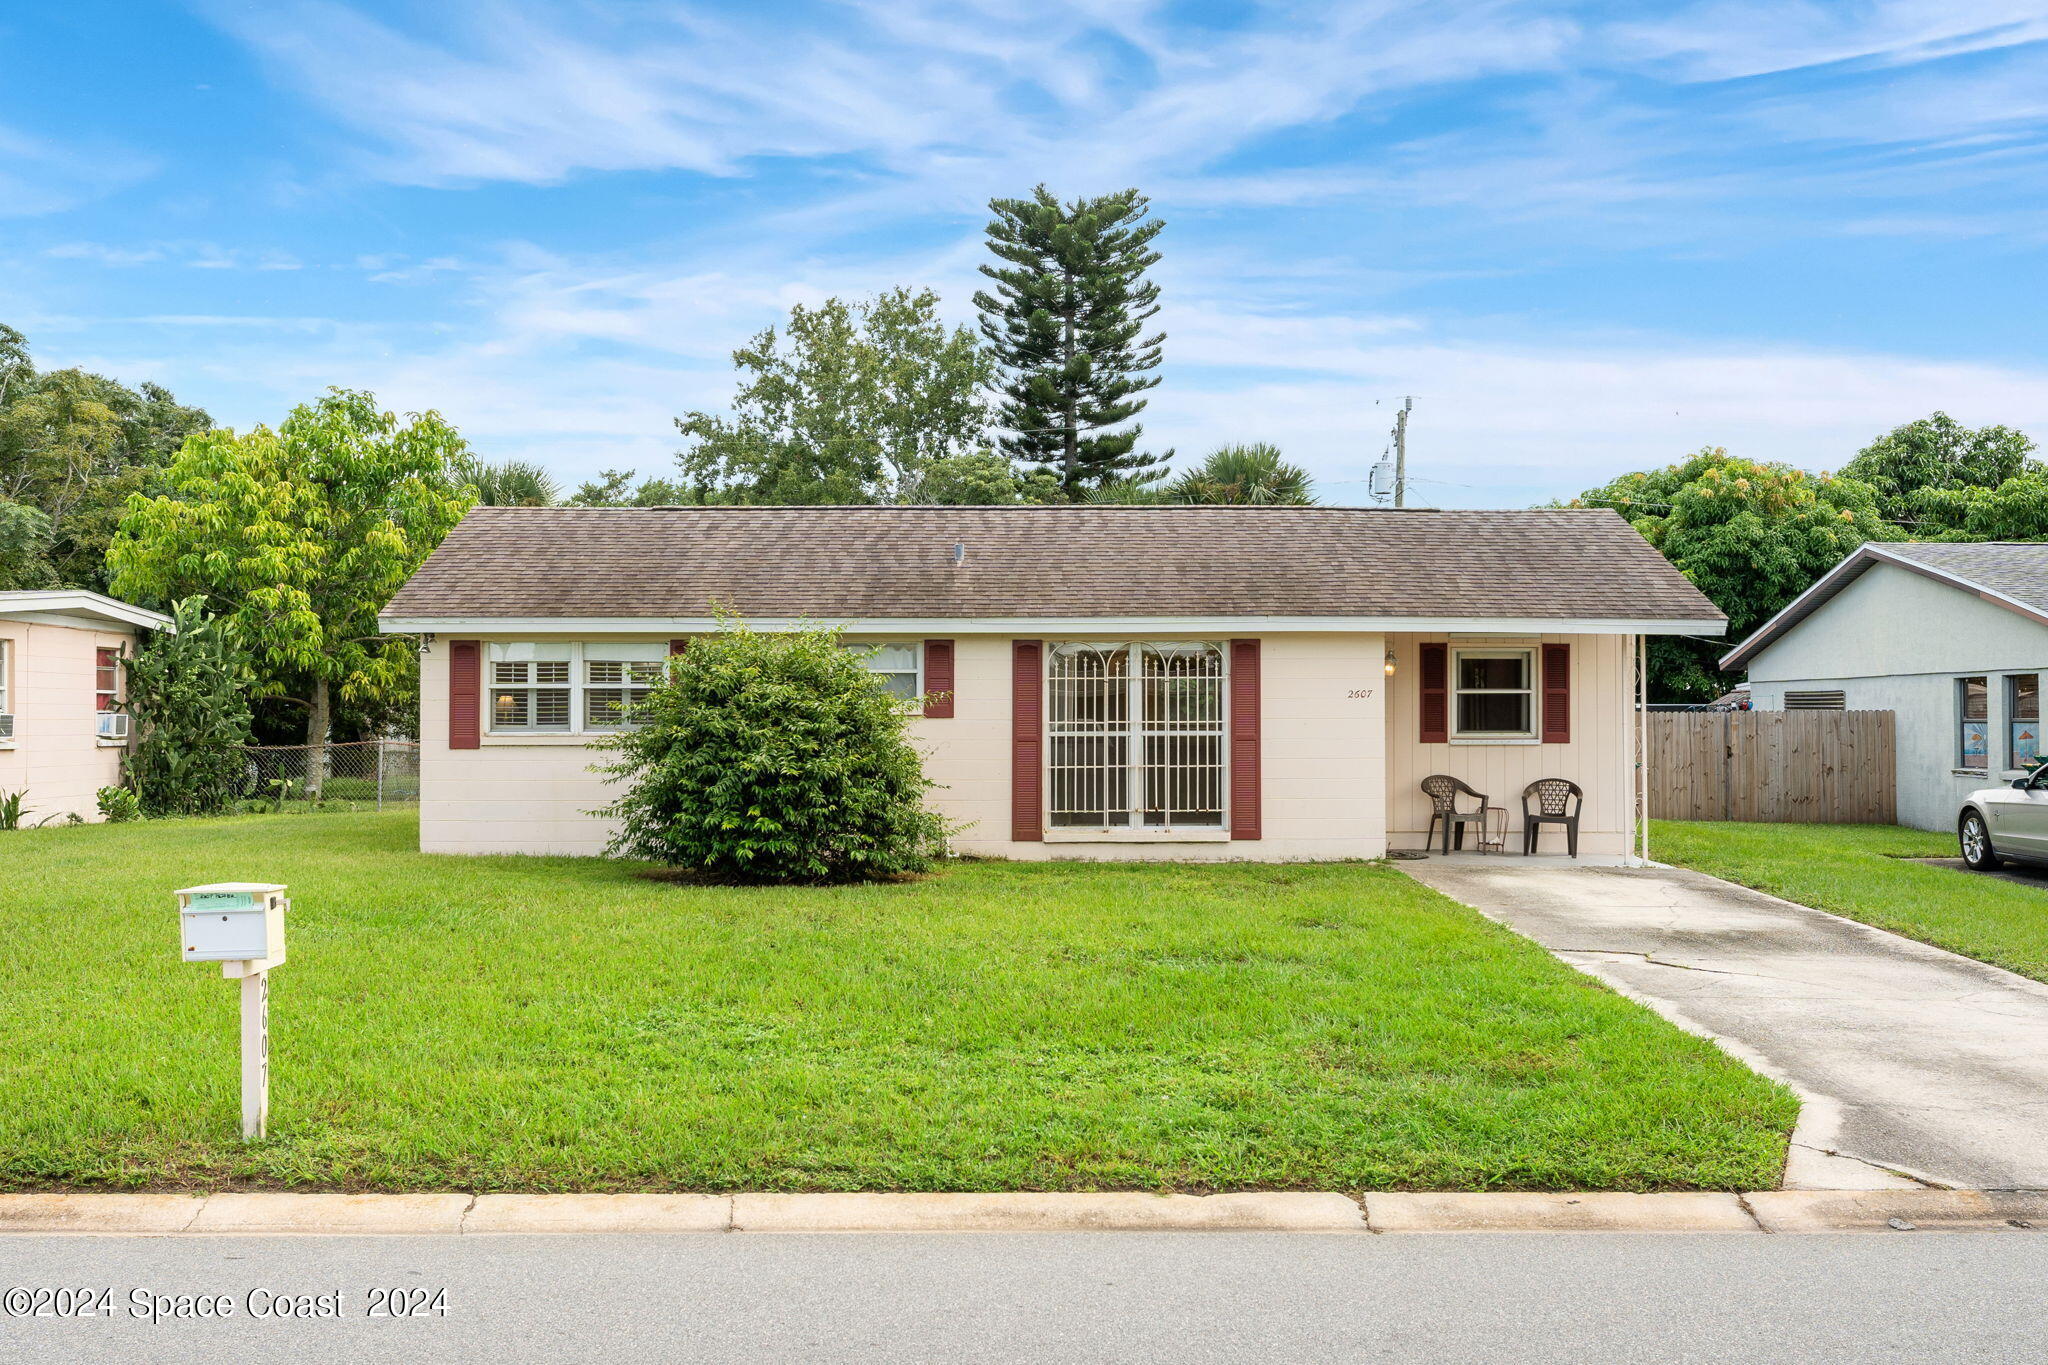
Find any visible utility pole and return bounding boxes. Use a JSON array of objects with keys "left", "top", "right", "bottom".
[{"left": 1392, "top": 396, "right": 1412, "bottom": 508}]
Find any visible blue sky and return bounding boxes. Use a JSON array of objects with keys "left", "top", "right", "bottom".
[{"left": 3, "top": 1, "right": 2046, "bottom": 506}]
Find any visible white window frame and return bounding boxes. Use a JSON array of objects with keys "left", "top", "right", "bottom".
[
  {"left": 95, "top": 645, "right": 120, "bottom": 712},
  {"left": 2006, "top": 673, "right": 2038, "bottom": 771},
  {"left": 844, "top": 641, "right": 922, "bottom": 704},
  {"left": 1958, "top": 675, "right": 1989, "bottom": 771},
  {"left": 1450, "top": 647, "right": 1537, "bottom": 742},
  {"left": 486, "top": 642, "right": 666, "bottom": 736},
  {"left": 0, "top": 638, "right": 11, "bottom": 742},
  {"left": 1044, "top": 641, "right": 1229, "bottom": 836}
]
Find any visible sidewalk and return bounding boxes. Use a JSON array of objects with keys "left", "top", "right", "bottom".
[{"left": 5, "top": 1189, "right": 2048, "bottom": 1235}]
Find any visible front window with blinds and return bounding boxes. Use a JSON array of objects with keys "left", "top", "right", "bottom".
[
  {"left": 1958, "top": 676, "right": 1989, "bottom": 769},
  {"left": 1047, "top": 643, "right": 1226, "bottom": 831},
  {"left": 489, "top": 642, "right": 665, "bottom": 734}
]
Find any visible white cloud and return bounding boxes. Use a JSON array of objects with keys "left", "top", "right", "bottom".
[{"left": 1612, "top": 1, "right": 2048, "bottom": 81}]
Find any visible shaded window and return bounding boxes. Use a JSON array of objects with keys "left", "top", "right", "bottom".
[
  {"left": 2011, "top": 675, "right": 2040, "bottom": 770},
  {"left": 1959, "top": 676, "right": 1988, "bottom": 770}
]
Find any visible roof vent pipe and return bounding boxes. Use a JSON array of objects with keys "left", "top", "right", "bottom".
[{"left": 952, "top": 542, "right": 966, "bottom": 566}]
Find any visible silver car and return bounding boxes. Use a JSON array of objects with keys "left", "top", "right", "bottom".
[{"left": 1960, "top": 768, "right": 2048, "bottom": 871}]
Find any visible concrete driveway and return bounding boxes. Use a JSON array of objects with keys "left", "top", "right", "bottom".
[{"left": 1402, "top": 858, "right": 2048, "bottom": 1191}]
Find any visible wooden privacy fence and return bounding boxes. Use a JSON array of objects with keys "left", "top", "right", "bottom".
[{"left": 1647, "top": 710, "right": 1895, "bottom": 823}]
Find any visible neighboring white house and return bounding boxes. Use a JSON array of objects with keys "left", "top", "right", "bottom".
[
  {"left": 0, "top": 590, "right": 171, "bottom": 824},
  {"left": 378, "top": 505, "right": 1724, "bottom": 861},
  {"left": 1721, "top": 542, "right": 2048, "bottom": 833}
]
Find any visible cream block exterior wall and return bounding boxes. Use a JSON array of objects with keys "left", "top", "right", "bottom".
[
  {"left": 1383, "top": 632, "right": 1637, "bottom": 856},
  {"left": 417, "top": 631, "right": 1388, "bottom": 861},
  {"left": 0, "top": 619, "right": 138, "bottom": 824}
]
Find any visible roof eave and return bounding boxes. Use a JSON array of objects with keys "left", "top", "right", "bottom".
[
  {"left": 1722, "top": 542, "right": 2048, "bottom": 672},
  {"left": 381, "top": 611, "right": 1727, "bottom": 637},
  {"left": 0, "top": 590, "right": 173, "bottom": 633}
]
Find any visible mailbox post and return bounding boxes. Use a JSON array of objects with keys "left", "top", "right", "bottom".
[{"left": 177, "top": 883, "right": 287, "bottom": 1141}]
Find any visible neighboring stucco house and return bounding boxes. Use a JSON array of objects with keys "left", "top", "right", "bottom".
[
  {"left": 1722, "top": 542, "right": 2048, "bottom": 833},
  {"left": 377, "top": 506, "right": 1724, "bottom": 860},
  {"left": 0, "top": 590, "right": 170, "bottom": 824}
]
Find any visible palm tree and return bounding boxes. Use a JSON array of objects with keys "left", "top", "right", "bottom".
[
  {"left": 459, "top": 458, "right": 562, "bottom": 507},
  {"left": 1166, "top": 444, "right": 1315, "bottom": 505}
]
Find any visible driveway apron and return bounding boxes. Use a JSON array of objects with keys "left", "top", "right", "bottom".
[{"left": 1401, "top": 860, "right": 2048, "bottom": 1191}]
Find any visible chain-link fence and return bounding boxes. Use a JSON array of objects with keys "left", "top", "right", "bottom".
[{"left": 237, "top": 739, "right": 420, "bottom": 811}]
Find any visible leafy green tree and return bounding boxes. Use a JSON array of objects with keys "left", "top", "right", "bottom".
[
  {"left": 1571, "top": 449, "right": 1891, "bottom": 700},
  {"left": 0, "top": 499, "right": 56, "bottom": 589},
  {"left": 975, "top": 185, "right": 1169, "bottom": 498},
  {"left": 458, "top": 457, "right": 561, "bottom": 507},
  {"left": 108, "top": 389, "right": 471, "bottom": 793},
  {"left": 1838, "top": 412, "right": 2038, "bottom": 524},
  {"left": 0, "top": 324, "right": 211, "bottom": 590},
  {"left": 121, "top": 598, "right": 255, "bottom": 817},
  {"left": 676, "top": 288, "right": 996, "bottom": 504},
  {"left": 593, "top": 620, "right": 951, "bottom": 883},
  {"left": 1166, "top": 444, "right": 1315, "bottom": 504},
  {"left": 1912, "top": 472, "right": 2048, "bottom": 540},
  {"left": 568, "top": 467, "right": 688, "bottom": 507}
]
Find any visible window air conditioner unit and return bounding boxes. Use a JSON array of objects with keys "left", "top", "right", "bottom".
[{"left": 97, "top": 712, "right": 130, "bottom": 741}]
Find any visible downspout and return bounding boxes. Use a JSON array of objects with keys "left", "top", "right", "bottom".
[{"left": 1637, "top": 632, "right": 1650, "bottom": 866}]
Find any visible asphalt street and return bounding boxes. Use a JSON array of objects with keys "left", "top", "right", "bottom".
[{"left": 3, "top": 1230, "right": 2045, "bottom": 1363}]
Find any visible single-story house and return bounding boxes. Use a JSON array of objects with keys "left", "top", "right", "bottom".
[
  {"left": 1722, "top": 541, "right": 2048, "bottom": 832},
  {"left": 377, "top": 506, "right": 1725, "bottom": 860},
  {"left": 0, "top": 590, "right": 170, "bottom": 823}
]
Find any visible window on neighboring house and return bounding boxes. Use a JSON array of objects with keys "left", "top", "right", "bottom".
[
  {"left": 1958, "top": 676, "right": 1989, "bottom": 769},
  {"left": 844, "top": 642, "right": 921, "bottom": 702},
  {"left": 488, "top": 642, "right": 667, "bottom": 735},
  {"left": 95, "top": 647, "right": 120, "bottom": 711},
  {"left": 1452, "top": 649, "right": 1535, "bottom": 739},
  {"left": 0, "top": 638, "right": 11, "bottom": 740},
  {"left": 2010, "top": 674, "right": 2041, "bottom": 770},
  {"left": 1046, "top": 642, "right": 1226, "bottom": 831}
]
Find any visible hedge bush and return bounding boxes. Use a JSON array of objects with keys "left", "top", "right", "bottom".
[{"left": 593, "top": 622, "right": 950, "bottom": 883}]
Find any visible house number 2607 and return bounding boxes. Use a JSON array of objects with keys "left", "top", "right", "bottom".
[{"left": 1348, "top": 689, "right": 1375, "bottom": 698}]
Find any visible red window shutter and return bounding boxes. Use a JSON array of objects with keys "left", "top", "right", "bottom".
[
  {"left": 1542, "top": 643, "right": 1571, "bottom": 744},
  {"left": 449, "top": 640, "right": 481, "bottom": 750},
  {"left": 1229, "top": 639, "right": 1262, "bottom": 841},
  {"left": 923, "top": 639, "right": 955, "bottom": 718},
  {"left": 1011, "top": 640, "right": 1043, "bottom": 841},
  {"left": 1419, "top": 642, "right": 1449, "bottom": 744},
  {"left": 668, "top": 638, "right": 689, "bottom": 656}
]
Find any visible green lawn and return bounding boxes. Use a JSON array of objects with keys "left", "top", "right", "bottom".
[
  {"left": 1655, "top": 820, "right": 2048, "bottom": 983},
  {"left": 2, "top": 810, "right": 1792, "bottom": 1193}
]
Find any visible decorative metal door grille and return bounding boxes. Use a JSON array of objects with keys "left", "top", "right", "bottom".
[{"left": 1047, "top": 643, "right": 1226, "bottom": 830}]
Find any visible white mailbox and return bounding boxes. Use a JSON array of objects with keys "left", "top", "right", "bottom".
[{"left": 178, "top": 883, "right": 287, "bottom": 967}]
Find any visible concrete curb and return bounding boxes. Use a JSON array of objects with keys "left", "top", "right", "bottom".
[{"left": 3, "top": 1190, "right": 2045, "bottom": 1235}]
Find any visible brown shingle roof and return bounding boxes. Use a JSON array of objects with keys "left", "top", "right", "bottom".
[{"left": 380, "top": 505, "right": 1724, "bottom": 625}]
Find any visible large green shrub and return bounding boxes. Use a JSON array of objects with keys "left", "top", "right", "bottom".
[
  {"left": 593, "top": 622, "right": 951, "bottom": 883},
  {"left": 123, "top": 598, "right": 255, "bottom": 817}
]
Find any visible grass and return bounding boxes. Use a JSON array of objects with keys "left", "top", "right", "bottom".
[
  {"left": 1655, "top": 820, "right": 2048, "bottom": 984},
  {"left": 1, "top": 810, "right": 1793, "bottom": 1193}
]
